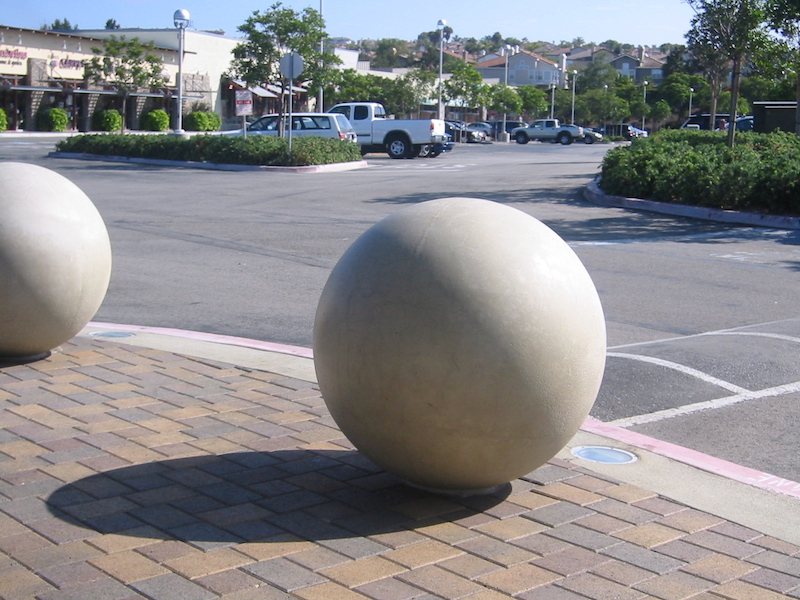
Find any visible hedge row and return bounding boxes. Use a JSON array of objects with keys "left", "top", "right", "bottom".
[
  {"left": 600, "top": 130, "right": 800, "bottom": 216},
  {"left": 54, "top": 133, "right": 363, "bottom": 167}
]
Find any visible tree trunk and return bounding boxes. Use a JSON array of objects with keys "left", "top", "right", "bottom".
[
  {"left": 796, "top": 65, "right": 800, "bottom": 136},
  {"left": 726, "top": 56, "right": 742, "bottom": 148}
]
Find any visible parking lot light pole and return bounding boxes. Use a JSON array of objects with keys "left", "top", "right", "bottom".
[
  {"left": 688, "top": 87, "right": 694, "bottom": 118},
  {"left": 549, "top": 82, "right": 556, "bottom": 119},
  {"left": 437, "top": 19, "right": 446, "bottom": 121},
  {"left": 173, "top": 9, "right": 190, "bottom": 134},
  {"left": 570, "top": 69, "right": 578, "bottom": 124},
  {"left": 642, "top": 80, "right": 648, "bottom": 131},
  {"left": 502, "top": 45, "right": 511, "bottom": 141}
]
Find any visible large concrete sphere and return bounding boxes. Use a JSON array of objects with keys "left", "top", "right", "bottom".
[
  {"left": 0, "top": 162, "right": 112, "bottom": 359},
  {"left": 314, "top": 197, "right": 606, "bottom": 493}
]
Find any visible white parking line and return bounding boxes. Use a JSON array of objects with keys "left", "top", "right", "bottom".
[
  {"left": 607, "top": 352, "right": 749, "bottom": 395},
  {"left": 609, "top": 380, "right": 800, "bottom": 428}
]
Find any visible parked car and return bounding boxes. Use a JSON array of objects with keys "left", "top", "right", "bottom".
[
  {"left": 467, "top": 122, "right": 493, "bottom": 137},
  {"left": 734, "top": 115, "right": 754, "bottom": 131},
  {"left": 445, "top": 121, "right": 486, "bottom": 143},
  {"left": 492, "top": 120, "right": 528, "bottom": 137},
  {"left": 582, "top": 127, "right": 604, "bottom": 144},
  {"left": 596, "top": 123, "right": 647, "bottom": 140},
  {"left": 511, "top": 119, "right": 584, "bottom": 145},
  {"left": 221, "top": 112, "right": 357, "bottom": 142},
  {"left": 680, "top": 114, "right": 731, "bottom": 131}
]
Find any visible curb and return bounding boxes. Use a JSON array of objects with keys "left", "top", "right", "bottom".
[
  {"left": 583, "top": 179, "right": 800, "bottom": 230},
  {"left": 49, "top": 152, "right": 369, "bottom": 173}
]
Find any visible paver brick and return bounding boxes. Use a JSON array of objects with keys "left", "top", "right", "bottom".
[
  {"left": 742, "top": 567, "right": 800, "bottom": 593},
  {"left": 532, "top": 545, "right": 612, "bottom": 576},
  {"left": 612, "top": 522, "right": 686, "bottom": 549},
  {"left": 383, "top": 539, "right": 465, "bottom": 568},
  {"left": 681, "top": 553, "right": 760, "bottom": 583},
  {"left": 478, "top": 562, "right": 562, "bottom": 594},
  {"left": 711, "top": 579, "right": 793, "bottom": 599},
  {"left": 556, "top": 571, "right": 648, "bottom": 600},
  {"left": 397, "top": 564, "right": 485, "bottom": 598},
  {"left": 90, "top": 549, "right": 170, "bottom": 583},
  {"left": 632, "top": 570, "right": 714, "bottom": 599},
  {"left": 243, "top": 556, "right": 327, "bottom": 591},
  {"left": 321, "top": 556, "right": 408, "bottom": 587}
]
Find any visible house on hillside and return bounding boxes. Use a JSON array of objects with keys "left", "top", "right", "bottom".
[{"left": 474, "top": 49, "right": 560, "bottom": 88}]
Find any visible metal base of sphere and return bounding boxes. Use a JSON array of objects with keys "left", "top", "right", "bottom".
[{"left": 314, "top": 197, "right": 606, "bottom": 494}]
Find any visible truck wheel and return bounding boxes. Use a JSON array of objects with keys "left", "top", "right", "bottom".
[
  {"left": 558, "top": 132, "right": 573, "bottom": 145},
  {"left": 386, "top": 135, "right": 412, "bottom": 159},
  {"left": 583, "top": 135, "right": 595, "bottom": 144},
  {"left": 416, "top": 144, "right": 432, "bottom": 158},
  {"left": 514, "top": 132, "right": 529, "bottom": 145},
  {"left": 429, "top": 149, "right": 442, "bottom": 158}
]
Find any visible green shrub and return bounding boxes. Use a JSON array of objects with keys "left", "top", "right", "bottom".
[
  {"left": 183, "top": 111, "right": 221, "bottom": 131},
  {"left": 0, "top": 108, "right": 7, "bottom": 132},
  {"left": 92, "top": 109, "right": 123, "bottom": 132},
  {"left": 38, "top": 107, "right": 69, "bottom": 132},
  {"left": 600, "top": 130, "right": 800, "bottom": 216},
  {"left": 54, "top": 133, "right": 363, "bottom": 167},
  {"left": 141, "top": 109, "right": 170, "bottom": 131}
]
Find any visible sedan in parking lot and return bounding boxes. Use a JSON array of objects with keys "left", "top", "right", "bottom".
[{"left": 220, "top": 113, "right": 357, "bottom": 142}]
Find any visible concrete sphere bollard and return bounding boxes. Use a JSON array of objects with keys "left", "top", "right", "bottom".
[
  {"left": 314, "top": 197, "right": 606, "bottom": 494},
  {"left": 0, "top": 162, "right": 112, "bottom": 359}
]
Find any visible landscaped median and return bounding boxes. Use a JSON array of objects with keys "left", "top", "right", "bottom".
[
  {"left": 596, "top": 130, "right": 800, "bottom": 218},
  {"left": 50, "top": 133, "right": 367, "bottom": 172}
]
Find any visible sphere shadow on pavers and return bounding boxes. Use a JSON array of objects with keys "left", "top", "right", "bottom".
[
  {"left": 45, "top": 450, "right": 511, "bottom": 545},
  {"left": 313, "top": 197, "right": 607, "bottom": 495},
  {"left": 0, "top": 162, "right": 112, "bottom": 362}
]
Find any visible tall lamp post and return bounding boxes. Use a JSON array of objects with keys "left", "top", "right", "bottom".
[
  {"left": 570, "top": 69, "right": 578, "bottom": 124},
  {"left": 437, "top": 19, "right": 446, "bottom": 121},
  {"left": 688, "top": 87, "right": 694, "bottom": 119},
  {"left": 318, "top": 0, "right": 324, "bottom": 110},
  {"left": 549, "top": 82, "right": 556, "bottom": 119},
  {"left": 173, "top": 9, "right": 190, "bottom": 133},
  {"left": 502, "top": 44, "right": 511, "bottom": 141},
  {"left": 642, "top": 80, "right": 648, "bottom": 131}
]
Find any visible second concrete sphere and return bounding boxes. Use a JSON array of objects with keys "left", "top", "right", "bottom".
[
  {"left": 0, "top": 162, "right": 112, "bottom": 359},
  {"left": 314, "top": 197, "right": 606, "bottom": 494}
]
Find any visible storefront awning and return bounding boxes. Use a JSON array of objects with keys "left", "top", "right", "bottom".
[{"left": 232, "top": 79, "right": 277, "bottom": 98}]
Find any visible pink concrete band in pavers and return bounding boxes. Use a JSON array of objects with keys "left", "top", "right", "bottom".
[
  {"left": 88, "top": 322, "right": 800, "bottom": 501},
  {"left": 581, "top": 417, "right": 800, "bottom": 501}
]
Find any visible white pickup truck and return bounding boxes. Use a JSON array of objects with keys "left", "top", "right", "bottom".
[
  {"left": 328, "top": 102, "right": 447, "bottom": 158},
  {"left": 511, "top": 119, "right": 585, "bottom": 145}
]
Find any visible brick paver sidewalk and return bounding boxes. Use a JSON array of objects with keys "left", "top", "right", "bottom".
[{"left": 1, "top": 335, "right": 799, "bottom": 600}]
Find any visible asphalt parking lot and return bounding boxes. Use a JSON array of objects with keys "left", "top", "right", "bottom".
[{"left": 4, "top": 136, "right": 800, "bottom": 487}]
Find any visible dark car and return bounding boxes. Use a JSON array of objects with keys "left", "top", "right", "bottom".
[
  {"left": 445, "top": 121, "right": 486, "bottom": 143},
  {"left": 680, "top": 114, "right": 732, "bottom": 131},
  {"left": 596, "top": 123, "right": 646, "bottom": 140},
  {"left": 491, "top": 120, "right": 528, "bottom": 137}
]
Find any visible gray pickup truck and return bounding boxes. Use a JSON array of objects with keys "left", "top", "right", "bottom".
[{"left": 511, "top": 119, "right": 585, "bottom": 145}]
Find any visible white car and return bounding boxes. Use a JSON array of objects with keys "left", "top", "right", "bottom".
[{"left": 222, "top": 113, "right": 357, "bottom": 143}]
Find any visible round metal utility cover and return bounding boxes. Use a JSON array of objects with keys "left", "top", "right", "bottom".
[
  {"left": 89, "top": 331, "right": 135, "bottom": 338},
  {"left": 571, "top": 446, "right": 639, "bottom": 464}
]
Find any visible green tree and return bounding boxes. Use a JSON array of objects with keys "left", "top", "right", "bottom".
[
  {"left": 231, "top": 2, "right": 340, "bottom": 108},
  {"left": 443, "top": 62, "right": 485, "bottom": 111},
  {"left": 687, "top": 0, "right": 769, "bottom": 145},
  {"left": 83, "top": 35, "right": 167, "bottom": 131},
  {"left": 516, "top": 84, "right": 548, "bottom": 120},
  {"left": 765, "top": 0, "right": 800, "bottom": 133},
  {"left": 371, "top": 38, "right": 410, "bottom": 69},
  {"left": 488, "top": 84, "right": 522, "bottom": 118},
  {"left": 105, "top": 19, "right": 121, "bottom": 30},
  {"left": 42, "top": 18, "right": 77, "bottom": 31},
  {"left": 649, "top": 99, "right": 673, "bottom": 128}
]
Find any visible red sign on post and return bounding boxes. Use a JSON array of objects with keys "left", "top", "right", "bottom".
[{"left": 235, "top": 90, "right": 253, "bottom": 117}]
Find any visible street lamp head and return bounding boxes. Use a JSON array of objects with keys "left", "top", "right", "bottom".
[
  {"left": 437, "top": 19, "right": 447, "bottom": 29},
  {"left": 173, "top": 9, "right": 190, "bottom": 29}
]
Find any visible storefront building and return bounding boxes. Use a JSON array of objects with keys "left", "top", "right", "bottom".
[{"left": 0, "top": 25, "right": 290, "bottom": 131}]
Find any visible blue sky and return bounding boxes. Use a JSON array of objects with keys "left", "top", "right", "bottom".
[{"left": 13, "top": 0, "right": 696, "bottom": 47}]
